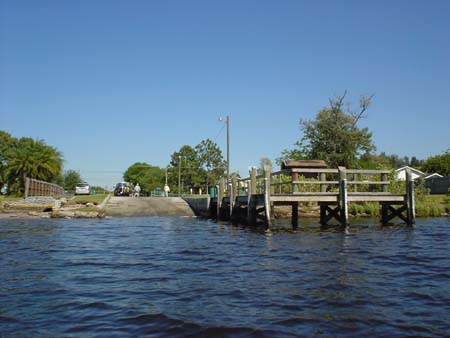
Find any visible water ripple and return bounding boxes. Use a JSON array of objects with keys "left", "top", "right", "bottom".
[{"left": 1, "top": 217, "right": 450, "bottom": 337}]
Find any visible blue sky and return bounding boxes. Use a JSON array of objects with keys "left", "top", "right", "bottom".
[{"left": 1, "top": 0, "right": 449, "bottom": 188}]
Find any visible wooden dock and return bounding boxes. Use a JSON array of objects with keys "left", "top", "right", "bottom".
[{"left": 210, "top": 164, "right": 415, "bottom": 229}]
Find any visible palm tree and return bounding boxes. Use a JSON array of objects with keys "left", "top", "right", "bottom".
[{"left": 6, "top": 138, "right": 63, "bottom": 193}]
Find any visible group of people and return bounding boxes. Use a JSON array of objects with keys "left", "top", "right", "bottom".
[{"left": 130, "top": 183, "right": 170, "bottom": 197}]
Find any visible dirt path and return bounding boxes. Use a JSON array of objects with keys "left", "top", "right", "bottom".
[{"left": 105, "top": 196, "right": 195, "bottom": 217}]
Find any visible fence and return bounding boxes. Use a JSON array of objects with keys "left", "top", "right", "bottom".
[{"left": 25, "top": 178, "right": 65, "bottom": 198}]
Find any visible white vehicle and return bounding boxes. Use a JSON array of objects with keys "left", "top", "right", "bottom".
[{"left": 75, "top": 183, "right": 91, "bottom": 195}]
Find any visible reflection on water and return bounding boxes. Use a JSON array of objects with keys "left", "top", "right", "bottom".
[{"left": 1, "top": 217, "right": 450, "bottom": 337}]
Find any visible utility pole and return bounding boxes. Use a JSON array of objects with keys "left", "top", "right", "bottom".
[
  {"left": 226, "top": 115, "right": 230, "bottom": 195},
  {"left": 178, "top": 156, "right": 181, "bottom": 197}
]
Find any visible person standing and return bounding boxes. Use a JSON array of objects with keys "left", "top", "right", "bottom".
[
  {"left": 163, "top": 184, "right": 170, "bottom": 197},
  {"left": 134, "top": 183, "right": 141, "bottom": 197}
]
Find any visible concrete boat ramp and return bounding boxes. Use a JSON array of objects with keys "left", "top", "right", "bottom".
[{"left": 105, "top": 196, "right": 196, "bottom": 217}]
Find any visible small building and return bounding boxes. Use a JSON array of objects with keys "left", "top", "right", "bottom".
[
  {"left": 395, "top": 166, "right": 425, "bottom": 181},
  {"left": 425, "top": 176, "right": 450, "bottom": 195},
  {"left": 425, "top": 173, "right": 443, "bottom": 180}
]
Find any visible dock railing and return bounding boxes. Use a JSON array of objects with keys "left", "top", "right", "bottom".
[
  {"left": 213, "top": 165, "right": 414, "bottom": 228},
  {"left": 25, "top": 178, "right": 65, "bottom": 198}
]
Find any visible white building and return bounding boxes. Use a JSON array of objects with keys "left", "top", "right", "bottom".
[{"left": 395, "top": 166, "right": 425, "bottom": 181}]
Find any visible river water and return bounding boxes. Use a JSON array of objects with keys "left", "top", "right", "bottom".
[{"left": 1, "top": 217, "right": 450, "bottom": 337}]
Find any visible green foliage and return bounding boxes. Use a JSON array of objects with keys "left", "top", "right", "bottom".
[
  {"left": 421, "top": 151, "right": 450, "bottom": 176},
  {"left": 64, "top": 170, "right": 83, "bottom": 191},
  {"left": 349, "top": 202, "right": 380, "bottom": 217},
  {"left": 1, "top": 134, "right": 63, "bottom": 194},
  {"left": 280, "top": 93, "right": 375, "bottom": 168},
  {"left": 123, "top": 162, "right": 165, "bottom": 194},
  {"left": 359, "top": 152, "right": 424, "bottom": 170},
  {"left": 195, "top": 139, "right": 226, "bottom": 191},
  {"left": 168, "top": 140, "right": 225, "bottom": 194},
  {"left": 415, "top": 194, "right": 450, "bottom": 217},
  {"left": 0, "top": 131, "right": 17, "bottom": 188}
]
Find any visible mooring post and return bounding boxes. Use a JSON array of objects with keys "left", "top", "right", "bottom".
[
  {"left": 218, "top": 178, "right": 225, "bottom": 220},
  {"left": 247, "top": 168, "right": 257, "bottom": 225},
  {"left": 216, "top": 184, "right": 220, "bottom": 220},
  {"left": 231, "top": 176, "right": 238, "bottom": 217},
  {"left": 406, "top": 168, "right": 415, "bottom": 225},
  {"left": 338, "top": 167, "right": 348, "bottom": 226},
  {"left": 263, "top": 165, "right": 272, "bottom": 229}
]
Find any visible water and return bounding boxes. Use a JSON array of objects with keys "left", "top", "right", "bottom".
[{"left": 1, "top": 217, "right": 450, "bottom": 337}]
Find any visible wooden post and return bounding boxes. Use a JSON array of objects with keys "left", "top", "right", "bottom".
[
  {"left": 292, "top": 171, "right": 298, "bottom": 193},
  {"left": 218, "top": 178, "right": 225, "bottom": 220},
  {"left": 250, "top": 168, "right": 257, "bottom": 195},
  {"left": 216, "top": 184, "right": 221, "bottom": 220},
  {"left": 25, "top": 177, "right": 30, "bottom": 198},
  {"left": 320, "top": 172, "right": 326, "bottom": 192},
  {"left": 292, "top": 202, "right": 298, "bottom": 230},
  {"left": 406, "top": 168, "right": 415, "bottom": 225},
  {"left": 338, "top": 167, "right": 348, "bottom": 226},
  {"left": 279, "top": 174, "right": 282, "bottom": 194},
  {"left": 232, "top": 177, "right": 238, "bottom": 197},
  {"left": 229, "top": 180, "right": 234, "bottom": 218},
  {"left": 381, "top": 173, "right": 388, "bottom": 193},
  {"left": 381, "top": 202, "right": 388, "bottom": 224},
  {"left": 263, "top": 165, "right": 272, "bottom": 229}
]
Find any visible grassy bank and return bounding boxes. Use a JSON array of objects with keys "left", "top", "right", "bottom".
[{"left": 349, "top": 194, "right": 450, "bottom": 218}]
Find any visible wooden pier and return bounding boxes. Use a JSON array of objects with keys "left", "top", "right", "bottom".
[{"left": 210, "top": 162, "right": 415, "bottom": 229}]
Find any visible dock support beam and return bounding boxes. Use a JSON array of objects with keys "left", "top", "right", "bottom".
[{"left": 292, "top": 202, "right": 298, "bottom": 230}]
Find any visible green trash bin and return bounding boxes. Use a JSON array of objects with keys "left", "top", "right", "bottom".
[{"left": 209, "top": 187, "right": 217, "bottom": 198}]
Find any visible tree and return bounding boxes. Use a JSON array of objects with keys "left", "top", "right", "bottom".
[
  {"left": 123, "top": 162, "right": 165, "bottom": 194},
  {"left": 64, "top": 170, "right": 83, "bottom": 191},
  {"left": 195, "top": 139, "right": 225, "bottom": 192},
  {"left": 6, "top": 137, "right": 63, "bottom": 193},
  {"left": 258, "top": 157, "right": 272, "bottom": 175},
  {"left": 280, "top": 92, "right": 376, "bottom": 168},
  {"left": 168, "top": 145, "right": 204, "bottom": 194},
  {"left": 0, "top": 131, "right": 16, "bottom": 190},
  {"left": 421, "top": 151, "right": 450, "bottom": 176}
]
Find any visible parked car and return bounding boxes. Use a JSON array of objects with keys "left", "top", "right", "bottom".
[
  {"left": 114, "top": 182, "right": 132, "bottom": 196},
  {"left": 75, "top": 182, "right": 91, "bottom": 195}
]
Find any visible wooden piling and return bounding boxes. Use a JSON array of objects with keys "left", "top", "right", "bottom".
[
  {"left": 406, "top": 168, "right": 415, "bottom": 225},
  {"left": 338, "top": 167, "right": 348, "bottom": 226},
  {"left": 263, "top": 165, "right": 272, "bottom": 229},
  {"left": 292, "top": 202, "right": 299, "bottom": 230}
]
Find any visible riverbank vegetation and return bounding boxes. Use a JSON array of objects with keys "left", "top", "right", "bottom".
[
  {"left": 1, "top": 92, "right": 449, "bottom": 219},
  {"left": 122, "top": 139, "right": 226, "bottom": 196},
  {"left": 348, "top": 195, "right": 450, "bottom": 218}
]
